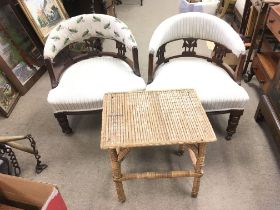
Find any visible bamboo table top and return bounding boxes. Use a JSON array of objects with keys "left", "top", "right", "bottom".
[{"left": 101, "top": 89, "right": 216, "bottom": 149}]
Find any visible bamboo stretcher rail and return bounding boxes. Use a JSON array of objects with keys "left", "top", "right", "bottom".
[{"left": 117, "top": 171, "right": 202, "bottom": 181}]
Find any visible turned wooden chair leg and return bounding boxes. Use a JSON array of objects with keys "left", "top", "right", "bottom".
[
  {"left": 54, "top": 113, "right": 73, "bottom": 134},
  {"left": 109, "top": 149, "right": 126, "bottom": 202},
  {"left": 191, "top": 143, "right": 206, "bottom": 198},
  {"left": 226, "top": 110, "right": 244, "bottom": 140}
]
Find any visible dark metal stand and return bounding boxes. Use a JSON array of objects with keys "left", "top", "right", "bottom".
[
  {"left": 0, "top": 144, "right": 21, "bottom": 176},
  {"left": 25, "top": 134, "right": 48, "bottom": 174},
  {"left": 0, "top": 134, "right": 47, "bottom": 176},
  {"left": 0, "top": 156, "right": 10, "bottom": 174}
]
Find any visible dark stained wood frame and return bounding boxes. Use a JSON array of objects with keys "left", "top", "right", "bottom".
[
  {"left": 255, "top": 62, "right": 280, "bottom": 148},
  {"left": 255, "top": 94, "right": 280, "bottom": 147},
  {"left": 148, "top": 38, "right": 246, "bottom": 140},
  {"left": 45, "top": 38, "right": 141, "bottom": 134}
]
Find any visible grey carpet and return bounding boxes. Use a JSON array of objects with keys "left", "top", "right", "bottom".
[{"left": 1, "top": 0, "right": 280, "bottom": 209}]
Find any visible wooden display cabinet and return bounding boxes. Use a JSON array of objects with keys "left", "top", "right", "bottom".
[
  {"left": 245, "top": 4, "right": 280, "bottom": 87},
  {"left": 251, "top": 52, "right": 280, "bottom": 93},
  {"left": 0, "top": 0, "right": 45, "bottom": 96},
  {"left": 255, "top": 62, "right": 280, "bottom": 147}
]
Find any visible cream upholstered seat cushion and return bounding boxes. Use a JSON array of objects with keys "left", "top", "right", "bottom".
[
  {"left": 146, "top": 57, "right": 249, "bottom": 112},
  {"left": 48, "top": 56, "right": 146, "bottom": 112}
]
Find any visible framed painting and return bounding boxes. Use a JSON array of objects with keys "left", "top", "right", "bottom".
[
  {"left": 18, "top": 0, "right": 68, "bottom": 43},
  {"left": 0, "top": 2, "right": 45, "bottom": 95},
  {"left": 0, "top": 70, "right": 20, "bottom": 117}
]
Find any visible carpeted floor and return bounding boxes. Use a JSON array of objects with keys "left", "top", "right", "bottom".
[{"left": 1, "top": 0, "right": 280, "bottom": 210}]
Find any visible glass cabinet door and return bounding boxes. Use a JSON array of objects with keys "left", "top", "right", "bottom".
[{"left": 0, "top": 3, "right": 44, "bottom": 95}]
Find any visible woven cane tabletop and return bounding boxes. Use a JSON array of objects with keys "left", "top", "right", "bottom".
[{"left": 101, "top": 89, "right": 216, "bottom": 149}]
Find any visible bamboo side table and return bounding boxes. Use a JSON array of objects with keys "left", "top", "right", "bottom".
[{"left": 101, "top": 89, "right": 216, "bottom": 202}]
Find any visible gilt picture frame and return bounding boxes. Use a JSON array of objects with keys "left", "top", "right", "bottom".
[
  {"left": 0, "top": 3, "right": 45, "bottom": 95},
  {"left": 18, "top": 0, "right": 68, "bottom": 43},
  {"left": 0, "top": 71, "right": 20, "bottom": 117}
]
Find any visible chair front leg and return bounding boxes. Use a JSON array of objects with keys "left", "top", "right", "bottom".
[
  {"left": 226, "top": 110, "right": 244, "bottom": 140},
  {"left": 54, "top": 113, "right": 73, "bottom": 134}
]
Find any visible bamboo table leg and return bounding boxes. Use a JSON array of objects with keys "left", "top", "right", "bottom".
[
  {"left": 191, "top": 143, "right": 206, "bottom": 198},
  {"left": 109, "top": 149, "right": 126, "bottom": 202}
]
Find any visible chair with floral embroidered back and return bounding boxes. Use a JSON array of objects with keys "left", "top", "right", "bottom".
[
  {"left": 147, "top": 12, "right": 249, "bottom": 140},
  {"left": 44, "top": 14, "right": 145, "bottom": 134}
]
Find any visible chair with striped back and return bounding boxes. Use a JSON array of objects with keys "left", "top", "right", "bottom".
[
  {"left": 44, "top": 14, "right": 145, "bottom": 134},
  {"left": 147, "top": 12, "right": 249, "bottom": 140}
]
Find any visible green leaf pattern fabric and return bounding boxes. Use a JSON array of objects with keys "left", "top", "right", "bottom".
[{"left": 44, "top": 14, "right": 137, "bottom": 60}]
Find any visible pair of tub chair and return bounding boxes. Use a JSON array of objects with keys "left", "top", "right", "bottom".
[{"left": 44, "top": 12, "right": 249, "bottom": 140}]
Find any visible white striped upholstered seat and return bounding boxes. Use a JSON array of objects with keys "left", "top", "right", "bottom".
[
  {"left": 146, "top": 57, "right": 249, "bottom": 112},
  {"left": 48, "top": 56, "right": 146, "bottom": 113}
]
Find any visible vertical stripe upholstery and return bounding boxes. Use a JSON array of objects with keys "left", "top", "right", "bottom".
[{"left": 149, "top": 12, "right": 245, "bottom": 56}]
